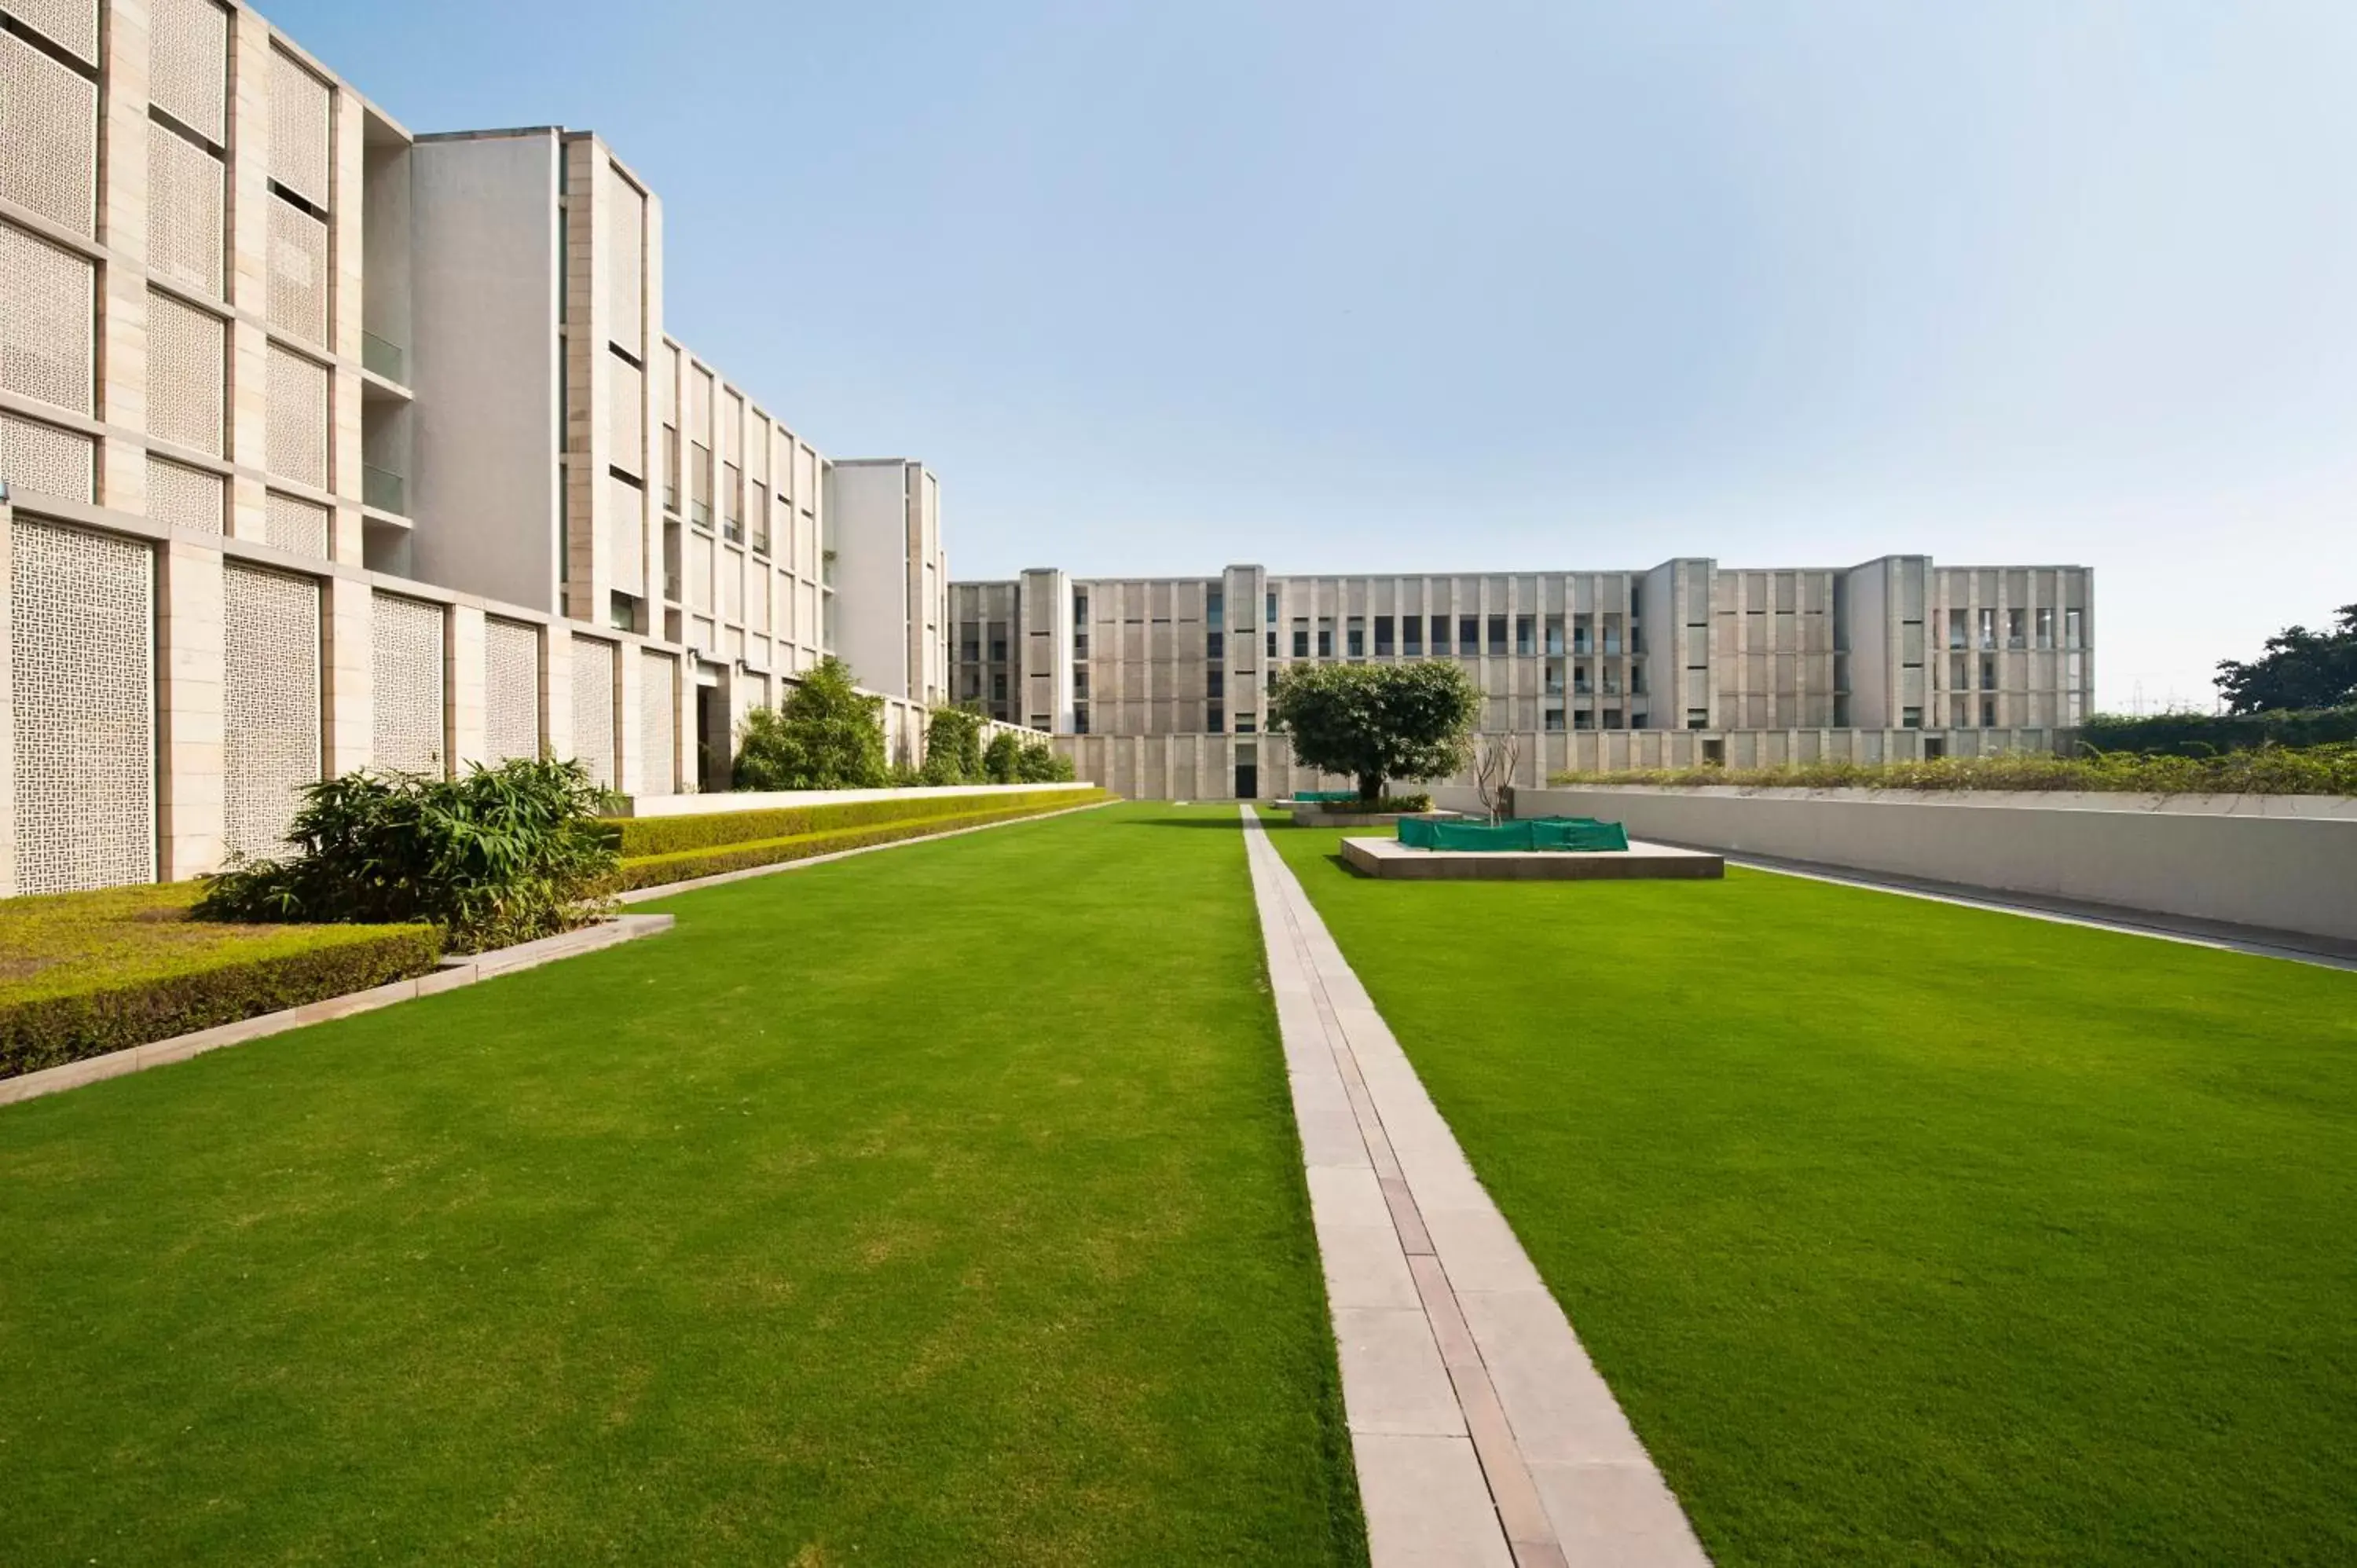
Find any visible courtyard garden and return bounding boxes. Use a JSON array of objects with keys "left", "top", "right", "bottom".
[
  {"left": 0, "top": 804, "right": 1364, "bottom": 1565},
  {"left": 1263, "top": 811, "right": 2357, "bottom": 1566}
]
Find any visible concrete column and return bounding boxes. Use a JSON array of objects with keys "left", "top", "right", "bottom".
[
  {"left": 614, "top": 638, "right": 642, "bottom": 797},
  {"left": 157, "top": 540, "right": 227, "bottom": 880},
  {"left": 446, "top": 604, "right": 486, "bottom": 771},
  {"left": 226, "top": 9, "right": 272, "bottom": 542},
  {"left": 100, "top": 1, "right": 152, "bottom": 515},
  {"left": 322, "top": 576, "right": 371, "bottom": 777},
  {"left": 542, "top": 623, "right": 573, "bottom": 768}
]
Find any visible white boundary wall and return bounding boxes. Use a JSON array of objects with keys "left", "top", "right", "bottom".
[{"left": 1438, "top": 785, "right": 2357, "bottom": 945}]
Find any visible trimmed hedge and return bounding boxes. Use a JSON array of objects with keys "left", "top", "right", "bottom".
[
  {"left": 2079, "top": 708, "right": 2357, "bottom": 757},
  {"left": 602, "top": 787, "right": 1106, "bottom": 860},
  {"left": 1, "top": 883, "right": 442, "bottom": 1082},
  {"left": 619, "top": 792, "right": 1110, "bottom": 890}
]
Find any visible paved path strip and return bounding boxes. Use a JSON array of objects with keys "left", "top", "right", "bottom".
[{"left": 1242, "top": 807, "right": 1710, "bottom": 1568}]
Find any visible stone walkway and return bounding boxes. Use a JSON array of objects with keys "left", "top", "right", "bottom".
[{"left": 1241, "top": 808, "right": 1710, "bottom": 1568}]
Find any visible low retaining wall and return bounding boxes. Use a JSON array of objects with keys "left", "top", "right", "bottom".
[
  {"left": 619, "top": 782, "right": 1093, "bottom": 819},
  {"left": 1430, "top": 786, "right": 2357, "bottom": 944}
]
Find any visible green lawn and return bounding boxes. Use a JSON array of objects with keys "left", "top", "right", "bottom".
[
  {"left": 0, "top": 804, "right": 1365, "bottom": 1566},
  {"left": 1263, "top": 815, "right": 2357, "bottom": 1566}
]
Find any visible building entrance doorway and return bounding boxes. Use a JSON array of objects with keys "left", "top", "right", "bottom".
[
  {"left": 1233, "top": 742, "right": 1258, "bottom": 800},
  {"left": 695, "top": 675, "right": 729, "bottom": 792}
]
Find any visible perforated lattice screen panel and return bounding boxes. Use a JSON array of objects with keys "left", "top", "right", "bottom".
[
  {"left": 146, "top": 456, "right": 223, "bottom": 533},
  {"left": 223, "top": 563, "right": 321, "bottom": 861},
  {"left": 265, "top": 344, "right": 328, "bottom": 488},
  {"left": 0, "top": 31, "right": 97, "bottom": 236},
  {"left": 640, "top": 650, "right": 676, "bottom": 793},
  {"left": 0, "top": 408, "right": 93, "bottom": 500},
  {"left": 9, "top": 521, "right": 154, "bottom": 893},
  {"left": 569, "top": 635, "right": 616, "bottom": 786},
  {"left": 483, "top": 617, "right": 541, "bottom": 764},
  {"left": 371, "top": 592, "right": 444, "bottom": 775},
  {"left": 0, "top": 220, "right": 93, "bottom": 415},
  {"left": 11, "top": 0, "right": 98, "bottom": 65},
  {"left": 605, "top": 167, "right": 644, "bottom": 348},
  {"left": 269, "top": 49, "right": 332, "bottom": 208},
  {"left": 266, "top": 197, "right": 329, "bottom": 346},
  {"left": 148, "top": 124, "right": 225, "bottom": 296},
  {"left": 148, "top": 0, "right": 229, "bottom": 143},
  {"left": 263, "top": 491, "right": 329, "bottom": 559},
  {"left": 145, "top": 288, "right": 225, "bottom": 455}
]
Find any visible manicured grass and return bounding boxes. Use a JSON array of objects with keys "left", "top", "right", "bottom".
[
  {"left": 0, "top": 804, "right": 1364, "bottom": 1566},
  {"left": 1263, "top": 814, "right": 2357, "bottom": 1566}
]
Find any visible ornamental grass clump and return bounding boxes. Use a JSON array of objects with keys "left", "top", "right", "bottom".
[{"left": 196, "top": 759, "right": 618, "bottom": 953}]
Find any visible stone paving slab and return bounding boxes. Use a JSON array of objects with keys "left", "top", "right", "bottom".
[{"left": 1243, "top": 806, "right": 1712, "bottom": 1568}]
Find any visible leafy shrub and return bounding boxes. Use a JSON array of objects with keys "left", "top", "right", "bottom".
[
  {"left": 922, "top": 707, "right": 988, "bottom": 785},
  {"left": 732, "top": 656, "right": 889, "bottom": 790},
  {"left": 1268, "top": 661, "right": 1481, "bottom": 801},
  {"left": 600, "top": 787, "right": 1104, "bottom": 859},
  {"left": 2078, "top": 708, "right": 2357, "bottom": 757},
  {"left": 984, "top": 731, "right": 1023, "bottom": 783},
  {"left": 1547, "top": 745, "right": 2357, "bottom": 797},
  {"left": 615, "top": 790, "right": 1110, "bottom": 890},
  {"left": 1017, "top": 741, "right": 1076, "bottom": 782},
  {"left": 0, "top": 883, "right": 440, "bottom": 1079},
  {"left": 1292, "top": 793, "right": 1435, "bottom": 815},
  {"left": 196, "top": 760, "right": 618, "bottom": 954}
]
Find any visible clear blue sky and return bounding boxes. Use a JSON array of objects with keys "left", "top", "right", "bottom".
[{"left": 275, "top": 0, "right": 2357, "bottom": 713}]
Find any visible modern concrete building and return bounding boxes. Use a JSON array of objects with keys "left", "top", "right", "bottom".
[
  {"left": 0, "top": 0, "right": 995, "bottom": 897},
  {"left": 953, "top": 559, "right": 2093, "bottom": 800}
]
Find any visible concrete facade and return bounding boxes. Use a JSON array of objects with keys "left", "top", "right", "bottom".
[
  {"left": 0, "top": 0, "right": 1021, "bottom": 896},
  {"left": 955, "top": 559, "right": 2092, "bottom": 798}
]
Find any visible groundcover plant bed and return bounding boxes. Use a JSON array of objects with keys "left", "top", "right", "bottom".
[
  {"left": 609, "top": 787, "right": 1109, "bottom": 888},
  {"left": 1266, "top": 813, "right": 2357, "bottom": 1566},
  {"left": 1548, "top": 743, "right": 2357, "bottom": 794},
  {"left": 0, "top": 804, "right": 1363, "bottom": 1566},
  {"left": 0, "top": 882, "right": 440, "bottom": 1079}
]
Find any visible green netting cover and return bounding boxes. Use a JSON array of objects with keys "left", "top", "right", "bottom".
[
  {"left": 1292, "top": 789, "right": 1363, "bottom": 803},
  {"left": 1395, "top": 815, "right": 1630, "bottom": 852}
]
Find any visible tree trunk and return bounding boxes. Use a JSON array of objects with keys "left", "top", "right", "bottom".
[{"left": 1358, "top": 774, "right": 1383, "bottom": 804}]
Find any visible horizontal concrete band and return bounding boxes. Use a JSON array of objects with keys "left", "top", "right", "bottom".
[
  {"left": 0, "top": 914, "right": 674, "bottom": 1108},
  {"left": 1446, "top": 786, "right": 2357, "bottom": 944},
  {"left": 617, "top": 781, "right": 1087, "bottom": 818}
]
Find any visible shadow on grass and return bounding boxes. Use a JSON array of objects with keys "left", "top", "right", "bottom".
[{"left": 1113, "top": 815, "right": 1248, "bottom": 831}]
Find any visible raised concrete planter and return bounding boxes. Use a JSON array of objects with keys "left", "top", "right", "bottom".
[
  {"left": 0, "top": 914, "right": 675, "bottom": 1108},
  {"left": 1290, "top": 808, "right": 1452, "bottom": 830},
  {"left": 1454, "top": 785, "right": 2357, "bottom": 943},
  {"left": 1342, "top": 836, "right": 1724, "bottom": 881}
]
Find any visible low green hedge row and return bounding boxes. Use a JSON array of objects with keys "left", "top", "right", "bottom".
[
  {"left": 601, "top": 786, "right": 1105, "bottom": 859},
  {"left": 618, "top": 792, "right": 1109, "bottom": 891},
  {"left": 1, "top": 922, "right": 443, "bottom": 1082}
]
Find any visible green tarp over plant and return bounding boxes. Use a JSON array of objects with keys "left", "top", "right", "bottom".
[{"left": 1395, "top": 815, "right": 1629, "bottom": 852}]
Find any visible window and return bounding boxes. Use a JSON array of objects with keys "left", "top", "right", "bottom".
[
  {"left": 1030, "top": 713, "right": 1050, "bottom": 729},
  {"left": 1686, "top": 709, "right": 1710, "bottom": 730},
  {"left": 1073, "top": 705, "right": 1089, "bottom": 734},
  {"left": 1346, "top": 617, "right": 1364, "bottom": 658},
  {"left": 1207, "top": 630, "right": 1224, "bottom": 659},
  {"left": 1834, "top": 694, "right": 1850, "bottom": 726},
  {"left": 2065, "top": 609, "right": 2084, "bottom": 650},
  {"left": 1374, "top": 615, "right": 1394, "bottom": 656},
  {"left": 1574, "top": 710, "right": 1595, "bottom": 731},
  {"left": 1978, "top": 608, "right": 1996, "bottom": 650},
  {"left": 992, "top": 672, "right": 1007, "bottom": 701},
  {"left": 1545, "top": 616, "right": 1565, "bottom": 655},
  {"left": 1603, "top": 709, "right": 1624, "bottom": 730},
  {"left": 1073, "top": 668, "right": 1089, "bottom": 697},
  {"left": 1207, "top": 703, "right": 1224, "bottom": 733},
  {"left": 1431, "top": 616, "right": 1451, "bottom": 654},
  {"left": 1317, "top": 618, "right": 1333, "bottom": 658},
  {"left": 960, "top": 636, "right": 980, "bottom": 663},
  {"left": 1948, "top": 609, "right": 1968, "bottom": 650},
  {"left": 1516, "top": 615, "right": 1534, "bottom": 656},
  {"left": 1486, "top": 615, "right": 1507, "bottom": 656},
  {"left": 1980, "top": 655, "right": 1996, "bottom": 689},
  {"left": 1207, "top": 668, "right": 1223, "bottom": 699},
  {"left": 1292, "top": 618, "right": 1309, "bottom": 658},
  {"left": 1403, "top": 617, "right": 1423, "bottom": 654},
  {"left": 2007, "top": 608, "right": 2027, "bottom": 649},
  {"left": 1266, "top": 590, "right": 1277, "bottom": 624},
  {"left": 1902, "top": 705, "right": 1923, "bottom": 727},
  {"left": 1207, "top": 588, "right": 1224, "bottom": 631},
  {"left": 1459, "top": 616, "right": 1479, "bottom": 654},
  {"left": 1544, "top": 709, "right": 1565, "bottom": 732},
  {"left": 1981, "top": 697, "right": 1997, "bottom": 727},
  {"left": 1235, "top": 712, "right": 1256, "bottom": 734},
  {"left": 1266, "top": 629, "right": 1277, "bottom": 658},
  {"left": 2036, "top": 607, "right": 2054, "bottom": 649}
]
